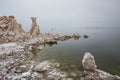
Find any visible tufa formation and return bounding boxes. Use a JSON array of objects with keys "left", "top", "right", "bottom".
[
  {"left": 0, "top": 16, "right": 40, "bottom": 42},
  {"left": 29, "top": 17, "right": 40, "bottom": 36},
  {"left": 0, "top": 16, "right": 25, "bottom": 35}
]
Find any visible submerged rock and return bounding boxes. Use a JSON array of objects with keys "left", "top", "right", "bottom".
[{"left": 83, "top": 35, "right": 88, "bottom": 38}]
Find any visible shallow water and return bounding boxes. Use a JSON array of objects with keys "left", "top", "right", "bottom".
[{"left": 34, "top": 28, "right": 120, "bottom": 76}]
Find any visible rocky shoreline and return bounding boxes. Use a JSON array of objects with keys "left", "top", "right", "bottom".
[{"left": 0, "top": 16, "right": 120, "bottom": 80}]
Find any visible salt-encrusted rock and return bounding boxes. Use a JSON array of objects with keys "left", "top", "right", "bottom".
[
  {"left": 34, "top": 61, "right": 54, "bottom": 72},
  {"left": 28, "top": 45, "right": 34, "bottom": 51},
  {"left": 0, "top": 16, "right": 25, "bottom": 34},
  {"left": 47, "top": 69, "right": 66, "bottom": 80},
  {"left": 21, "top": 65, "right": 34, "bottom": 77},
  {"left": 81, "top": 52, "right": 120, "bottom": 80},
  {"left": 81, "top": 70, "right": 120, "bottom": 80},
  {"left": 66, "top": 78, "right": 73, "bottom": 80},
  {"left": 0, "top": 16, "right": 25, "bottom": 42},
  {"left": 73, "top": 32, "right": 80, "bottom": 39},
  {"left": 36, "top": 45, "right": 43, "bottom": 50},
  {"left": 82, "top": 52, "right": 97, "bottom": 71},
  {"left": 54, "top": 63, "right": 60, "bottom": 68},
  {"left": 31, "top": 72, "right": 43, "bottom": 79},
  {"left": 15, "top": 65, "right": 30, "bottom": 73},
  {"left": 29, "top": 17, "right": 40, "bottom": 36},
  {"left": 6, "top": 49, "right": 13, "bottom": 56}
]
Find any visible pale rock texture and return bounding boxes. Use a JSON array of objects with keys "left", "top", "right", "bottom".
[
  {"left": 34, "top": 61, "right": 54, "bottom": 72},
  {"left": 82, "top": 52, "right": 97, "bottom": 71},
  {"left": 81, "top": 52, "right": 120, "bottom": 80},
  {"left": 29, "top": 17, "right": 40, "bottom": 36},
  {"left": 0, "top": 16, "right": 24, "bottom": 34},
  {"left": 0, "top": 16, "right": 25, "bottom": 42}
]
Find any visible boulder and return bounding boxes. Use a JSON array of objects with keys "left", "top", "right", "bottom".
[
  {"left": 82, "top": 52, "right": 97, "bottom": 71},
  {"left": 81, "top": 52, "right": 120, "bottom": 80},
  {"left": 34, "top": 61, "right": 54, "bottom": 72}
]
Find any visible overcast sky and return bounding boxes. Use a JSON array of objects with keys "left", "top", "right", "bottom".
[{"left": 0, "top": 0, "right": 120, "bottom": 32}]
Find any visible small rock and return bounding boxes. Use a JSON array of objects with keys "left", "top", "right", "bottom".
[
  {"left": 70, "top": 65, "right": 75, "bottom": 68},
  {"left": 73, "top": 32, "right": 80, "bottom": 40},
  {"left": 40, "top": 78, "right": 47, "bottom": 80},
  {"left": 28, "top": 45, "right": 34, "bottom": 51},
  {"left": 47, "top": 69, "right": 66, "bottom": 80},
  {"left": 22, "top": 71, "right": 31, "bottom": 77},
  {"left": 31, "top": 72, "right": 43, "bottom": 79},
  {"left": 54, "top": 63, "right": 60, "bottom": 68},
  {"left": 70, "top": 72, "right": 76, "bottom": 77},
  {"left": 6, "top": 50, "right": 13, "bottom": 56},
  {"left": 21, "top": 78, "right": 27, "bottom": 80},
  {"left": 34, "top": 61, "right": 54, "bottom": 72},
  {"left": 15, "top": 65, "right": 30, "bottom": 73},
  {"left": 36, "top": 46, "right": 43, "bottom": 50},
  {"left": 66, "top": 78, "right": 73, "bottom": 80},
  {"left": 60, "top": 77, "right": 66, "bottom": 80},
  {"left": 83, "top": 35, "right": 88, "bottom": 38},
  {"left": 16, "top": 70, "right": 22, "bottom": 73}
]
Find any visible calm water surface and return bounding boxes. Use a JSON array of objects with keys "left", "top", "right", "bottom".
[{"left": 34, "top": 28, "right": 120, "bottom": 75}]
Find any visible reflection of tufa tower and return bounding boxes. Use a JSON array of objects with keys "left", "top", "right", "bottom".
[{"left": 29, "top": 17, "right": 40, "bottom": 36}]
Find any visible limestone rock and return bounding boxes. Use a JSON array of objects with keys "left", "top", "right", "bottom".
[
  {"left": 73, "top": 32, "right": 80, "bottom": 40},
  {"left": 82, "top": 52, "right": 97, "bottom": 71},
  {"left": 54, "top": 63, "right": 60, "bottom": 68},
  {"left": 29, "top": 17, "right": 40, "bottom": 36},
  {"left": 34, "top": 61, "right": 54, "bottom": 72},
  {"left": 6, "top": 49, "right": 13, "bottom": 56},
  {"left": 81, "top": 52, "right": 120, "bottom": 80},
  {"left": 66, "top": 78, "right": 73, "bottom": 80},
  {"left": 31, "top": 72, "right": 43, "bottom": 79},
  {"left": 81, "top": 70, "right": 120, "bottom": 80},
  {"left": 0, "top": 16, "right": 25, "bottom": 42},
  {"left": 0, "top": 16, "right": 24, "bottom": 34},
  {"left": 47, "top": 69, "right": 66, "bottom": 80}
]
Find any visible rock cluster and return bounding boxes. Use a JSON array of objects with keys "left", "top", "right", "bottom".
[
  {"left": 0, "top": 43, "right": 68, "bottom": 80},
  {"left": 0, "top": 16, "right": 80, "bottom": 44},
  {"left": 2, "top": 16, "right": 119, "bottom": 80},
  {"left": 0, "top": 16, "right": 25, "bottom": 43},
  {"left": 0, "top": 16, "right": 25, "bottom": 34},
  {"left": 81, "top": 52, "right": 120, "bottom": 80}
]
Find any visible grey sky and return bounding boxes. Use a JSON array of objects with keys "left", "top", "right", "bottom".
[{"left": 0, "top": 0, "right": 120, "bottom": 32}]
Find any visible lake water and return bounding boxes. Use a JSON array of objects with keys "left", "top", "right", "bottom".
[{"left": 34, "top": 27, "right": 120, "bottom": 76}]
